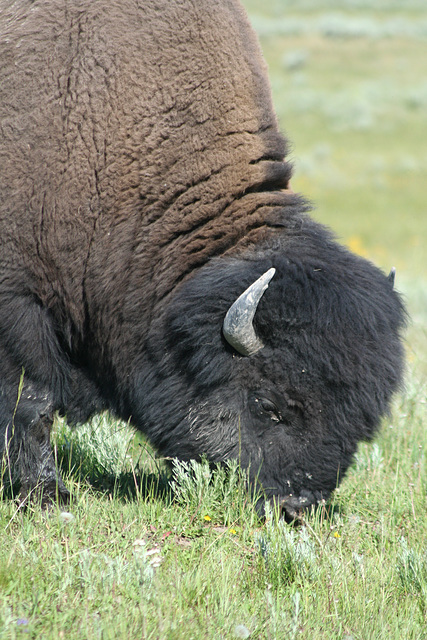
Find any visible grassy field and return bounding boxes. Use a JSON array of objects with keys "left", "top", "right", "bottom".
[{"left": 1, "top": 1, "right": 426, "bottom": 638}]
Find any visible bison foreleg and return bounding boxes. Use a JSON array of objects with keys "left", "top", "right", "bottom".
[
  {"left": 16, "top": 417, "right": 68, "bottom": 507},
  {"left": 2, "top": 400, "right": 69, "bottom": 507},
  {"left": 0, "top": 290, "right": 73, "bottom": 506}
]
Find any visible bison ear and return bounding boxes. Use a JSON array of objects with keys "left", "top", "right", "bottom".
[
  {"left": 222, "top": 268, "right": 276, "bottom": 356},
  {"left": 388, "top": 267, "right": 396, "bottom": 288}
]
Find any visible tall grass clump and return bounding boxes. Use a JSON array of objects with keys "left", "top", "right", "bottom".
[
  {"left": 255, "top": 502, "right": 318, "bottom": 585},
  {"left": 54, "top": 414, "right": 170, "bottom": 503},
  {"left": 56, "top": 414, "right": 135, "bottom": 485},
  {"left": 397, "top": 537, "right": 427, "bottom": 620},
  {"left": 171, "top": 457, "right": 258, "bottom": 526}
]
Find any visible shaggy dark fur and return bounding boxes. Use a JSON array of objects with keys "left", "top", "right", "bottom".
[{"left": 0, "top": 0, "right": 405, "bottom": 514}]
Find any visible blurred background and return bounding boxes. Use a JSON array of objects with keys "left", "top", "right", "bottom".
[{"left": 241, "top": 0, "right": 427, "bottom": 380}]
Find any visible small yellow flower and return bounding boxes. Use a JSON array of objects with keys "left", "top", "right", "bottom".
[
  {"left": 203, "top": 514, "right": 211, "bottom": 522},
  {"left": 333, "top": 531, "right": 341, "bottom": 539},
  {"left": 229, "top": 528, "right": 237, "bottom": 535}
]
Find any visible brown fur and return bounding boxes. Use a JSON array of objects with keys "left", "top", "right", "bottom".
[{"left": 0, "top": 0, "right": 294, "bottom": 368}]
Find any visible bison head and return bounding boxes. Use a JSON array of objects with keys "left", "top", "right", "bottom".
[{"left": 136, "top": 217, "right": 406, "bottom": 519}]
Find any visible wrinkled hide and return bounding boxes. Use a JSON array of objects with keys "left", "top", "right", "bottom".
[{"left": 0, "top": 0, "right": 405, "bottom": 514}]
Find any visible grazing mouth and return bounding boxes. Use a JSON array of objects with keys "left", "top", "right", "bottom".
[
  {"left": 258, "top": 490, "right": 326, "bottom": 523},
  {"left": 277, "top": 494, "right": 313, "bottom": 522}
]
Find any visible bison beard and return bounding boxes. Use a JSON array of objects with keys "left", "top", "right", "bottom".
[{"left": 0, "top": 0, "right": 405, "bottom": 518}]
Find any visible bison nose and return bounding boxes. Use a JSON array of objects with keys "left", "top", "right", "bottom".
[
  {"left": 279, "top": 496, "right": 305, "bottom": 523},
  {"left": 276, "top": 491, "right": 317, "bottom": 523},
  {"left": 255, "top": 491, "right": 316, "bottom": 522}
]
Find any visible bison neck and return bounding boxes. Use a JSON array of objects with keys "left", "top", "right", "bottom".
[{"left": 83, "top": 175, "right": 301, "bottom": 386}]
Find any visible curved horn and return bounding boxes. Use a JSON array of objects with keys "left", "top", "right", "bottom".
[
  {"left": 223, "top": 268, "right": 276, "bottom": 356},
  {"left": 388, "top": 267, "right": 396, "bottom": 288}
]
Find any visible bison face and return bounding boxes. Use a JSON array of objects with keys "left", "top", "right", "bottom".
[{"left": 138, "top": 220, "right": 405, "bottom": 519}]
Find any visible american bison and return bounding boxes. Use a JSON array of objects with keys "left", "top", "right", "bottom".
[{"left": 0, "top": 0, "right": 405, "bottom": 517}]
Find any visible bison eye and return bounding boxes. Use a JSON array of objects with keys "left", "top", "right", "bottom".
[{"left": 258, "top": 398, "right": 281, "bottom": 422}]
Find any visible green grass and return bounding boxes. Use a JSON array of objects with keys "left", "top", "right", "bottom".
[
  {"left": 1, "top": 381, "right": 426, "bottom": 638},
  {"left": 1, "top": 1, "right": 427, "bottom": 638}
]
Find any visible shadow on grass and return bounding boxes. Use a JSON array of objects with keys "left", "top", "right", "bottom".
[
  {"left": 1, "top": 463, "right": 172, "bottom": 511},
  {"left": 57, "top": 446, "right": 173, "bottom": 506}
]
